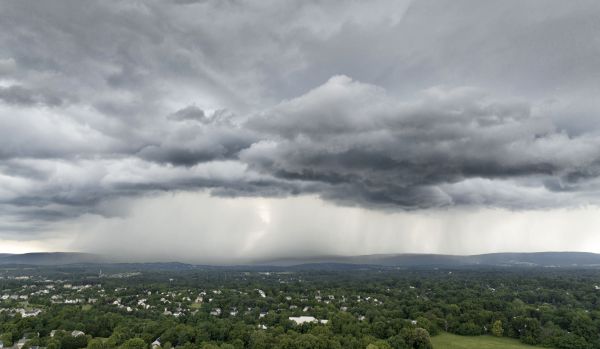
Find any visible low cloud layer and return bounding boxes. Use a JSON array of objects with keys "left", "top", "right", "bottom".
[{"left": 1, "top": 0, "right": 600, "bottom": 254}]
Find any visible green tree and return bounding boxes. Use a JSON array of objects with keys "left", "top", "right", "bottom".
[
  {"left": 491, "top": 320, "right": 503, "bottom": 337},
  {"left": 88, "top": 338, "right": 109, "bottom": 349},
  {"left": 414, "top": 328, "right": 433, "bottom": 349},
  {"left": 248, "top": 331, "right": 268, "bottom": 349},
  {"left": 61, "top": 335, "right": 89, "bottom": 349},
  {"left": 47, "top": 339, "right": 61, "bottom": 349},
  {"left": 120, "top": 338, "right": 147, "bottom": 349},
  {"left": 200, "top": 344, "right": 219, "bottom": 349},
  {"left": 367, "top": 340, "right": 392, "bottom": 349},
  {"left": 0, "top": 333, "right": 13, "bottom": 347}
]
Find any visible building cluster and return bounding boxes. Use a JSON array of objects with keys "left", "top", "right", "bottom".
[{"left": 0, "top": 269, "right": 402, "bottom": 334}]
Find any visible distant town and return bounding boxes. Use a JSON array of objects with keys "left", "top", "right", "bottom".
[{"left": 2, "top": 264, "right": 600, "bottom": 348}]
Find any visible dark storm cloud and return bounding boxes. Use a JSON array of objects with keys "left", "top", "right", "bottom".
[
  {"left": 168, "top": 106, "right": 209, "bottom": 123},
  {"left": 242, "top": 76, "right": 600, "bottom": 209},
  {"left": 0, "top": 85, "right": 64, "bottom": 107},
  {"left": 138, "top": 115, "right": 259, "bottom": 166},
  {"left": 1, "top": 0, "right": 600, "bottom": 236}
]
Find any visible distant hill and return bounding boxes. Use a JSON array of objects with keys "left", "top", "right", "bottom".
[
  {"left": 2, "top": 251, "right": 600, "bottom": 268},
  {"left": 256, "top": 252, "right": 600, "bottom": 268},
  {"left": 0, "top": 252, "right": 105, "bottom": 265}
]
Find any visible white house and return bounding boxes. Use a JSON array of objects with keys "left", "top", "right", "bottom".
[
  {"left": 17, "top": 338, "right": 28, "bottom": 349},
  {"left": 289, "top": 316, "right": 328, "bottom": 325}
]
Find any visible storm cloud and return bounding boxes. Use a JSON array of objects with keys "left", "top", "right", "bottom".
[{"left": 1, "top": 0, "right": 600, "bottom": 252}]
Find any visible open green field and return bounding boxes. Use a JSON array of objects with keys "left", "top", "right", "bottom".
[{"left": 431, "top": 332, "right": 547, "bottom": 349}]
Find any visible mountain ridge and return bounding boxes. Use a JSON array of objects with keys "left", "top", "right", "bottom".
[
  {"left": 254, "top": 251, "right": 600, "bottom": 267},
  {"left": 2, "top": 251, "right": 600, "bottom": 268},
  {"left": 0, "top": 252, "right": 106, "bottom": 265}
]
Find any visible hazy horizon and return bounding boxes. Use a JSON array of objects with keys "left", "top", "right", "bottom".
[
  {"left": 2, "top": 1, "right": 600, "bottom": 261},
  {"left": 4, "top": 250, "right": 600, "bottom": 268}
]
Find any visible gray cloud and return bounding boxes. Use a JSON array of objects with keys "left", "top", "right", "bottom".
[
  {"left": 0, "top": 0, "right": 599, "bottom": 240},
  {"left": 168, "top": 105, "right": 208, "bottom": 123},
  {"left": 0, "top": 85, "right": 64, "bottom": 107},
  {"left": 243, "top": 76, "right": 600, "bottom": 209}
]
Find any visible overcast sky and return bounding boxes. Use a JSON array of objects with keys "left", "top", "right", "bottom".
[{"left": 1, "top": 0, "right": 600, "bottom": 261}]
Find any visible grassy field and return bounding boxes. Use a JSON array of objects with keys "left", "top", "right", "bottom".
[{"left": 431, "top": 332, "right": 546, "bottom": 349}]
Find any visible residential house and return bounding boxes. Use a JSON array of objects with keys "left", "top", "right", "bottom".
[{"left": 71, "top": 331, "right": 85, "bottom": 337}]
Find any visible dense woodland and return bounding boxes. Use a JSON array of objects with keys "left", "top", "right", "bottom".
[{"left": 2, "top": 266, "right": 600, "bottom": 349}]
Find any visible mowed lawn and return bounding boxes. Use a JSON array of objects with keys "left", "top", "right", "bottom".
[{"left": 431, "top": 332, "right": 548, "bottom": 349}]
